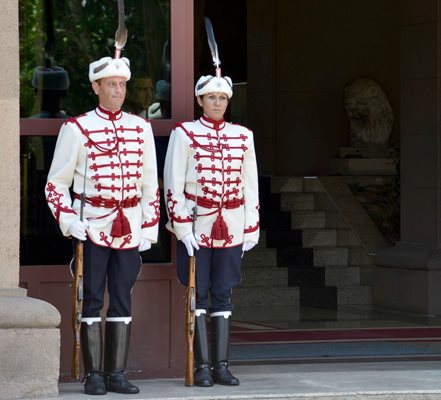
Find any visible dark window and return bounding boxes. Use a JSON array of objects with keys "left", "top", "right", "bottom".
[
  {"left": 19, "top": 0, "right": 173, "bottom": 266},
  {"left": 20, "top": 0, "right": 171, "bottom": 119},
  {"left": 194, "top": 0, "right": 247, "bottom": 123}
]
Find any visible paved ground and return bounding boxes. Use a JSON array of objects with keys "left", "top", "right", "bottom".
[{"left": 38, "top": 360, "right": 441, "bottom": 400}]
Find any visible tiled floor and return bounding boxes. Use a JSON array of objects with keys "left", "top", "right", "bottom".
[
  {"left": 49, "top": 361, "right": 441, "bottom": 400},
  {"left": 230, "top": 305, "right": 441, "bottom": 362}
]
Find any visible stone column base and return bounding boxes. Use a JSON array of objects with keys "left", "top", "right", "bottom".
[{"left": 0, "top": 290, "right": 61, "bottom": 400}]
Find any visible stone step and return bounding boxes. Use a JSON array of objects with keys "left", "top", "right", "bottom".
[
  {"left": 288, "top": 265, "right": 326, "bottom": 287},
  {"left": 232, "top": 286, "right": 299, "bottom": 307},
  {"left": 291, "top": 211, "right": 326, "bottom": 229},
  {"left": 337, "top": 286, "right": 372, "bottom": 305},
  {"left": 339, "top": 146, "right": 393, "bottom": 159},
  {"left": 299, "top": 286, "right": 337, "bottom": 309},
  {"left": 325, "top": 266, "right": 361, "bottom": 286},
  {"left": 325, "top": 211, "right": 349, "bottom": 229},
  {"left": 359, "top": 266, "right": 374, "bottom": 286},
  {"left": 260, "top": 192, "right": 282, "bottom": 210},
  {"left": 302, "top": 229, "right": 337, "bottom": 248},
  {"left": 265, "top": 229, "right": 302, "bottom": 248},
  {"left": 232, "top": 305, "right": 300, "bottom": 323},
  {"left": 292, "top": 211, "right": 350, "bottom": 229},
  {"left": 303, "top": 177, "right": 325, "bottom": 193},
  {"left": 281, "top": 193, "right": 314, "bottom": 211},
  {"left": 344, "top": 175, "right": 395, "bottom": 188},
  {"left": 271, "top": 176, "right": 326, "bottom": 194},
  {"left": 254, "top": 230, "right": 267, "bottom": 249},
  {"left": 242, "top": 248, "right": 277, "bottom": 268},
  {"left": 241, "top": 267, "right": 288, "bottom": 287},
  {"left": 330, "top": 158, "right": 398, "bottom": 176},
  {"left": 337, "top": 229, "right": 361, "bottom": 247},
  {"left": 271, "top": 176, "right": 304, "bottom": 193},
  {"left": 313, "top": 247, "right": 348, "bottom": 266},
  {"left": 313, "top": 192, "right": 336, "bottom": 210},
  {"left": 348, "top": 247, "right": 374, "bottom": 266},
  {"left": 260, "top": 209, "right": 291, "bottom": 230},
  {"left": 278, "top": 247, "right": 313, "bottom": 267},
  {"left": 334, "top": 304, "right": 374, "bottom": 320},
  {"left": 233, "top": 304, "right": 375, "bottom": 324}
]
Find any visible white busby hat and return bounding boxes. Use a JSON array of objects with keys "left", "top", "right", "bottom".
[
  {"left": 196, "top": 17, "right": 233, "bottom": 99},
  {"left": 195, "top": 75, "right": 233, "bottom": 99},
  {"left": 89, "top": 57, "right": 131, "bottom": 82},
  {"left": 89, "top": 0, "right": 130, "bottom": 83}
]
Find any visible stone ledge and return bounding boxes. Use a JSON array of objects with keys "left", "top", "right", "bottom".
[
  {"left": 330, "top": 158, "right": 398, "bottom": 176},
  {"left": 0, "top": 287, "right": 27, "bottom": 297},
  {"left": 339, "top": 146, "right": 395, "bottom": 158},
  {"left": 375, "top": 241, "right": 441, "bottom": 271},
  {"left": 0, "top": 295, "right": 60, "bottom": 328},
  {"left": 373, "top": 264, "right": 441, "bottom": 316}
]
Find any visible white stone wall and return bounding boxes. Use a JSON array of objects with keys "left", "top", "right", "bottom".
[
  {"left": 0, "top": 1, "right": 61, "bottom": 398},
  {"left": 0, "top": 0, "right": 20, "bottom": 290}
]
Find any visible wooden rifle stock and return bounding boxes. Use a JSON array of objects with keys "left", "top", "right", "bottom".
[
  {"left": 71, "top": 239, "right": 84, "bottom": 379},
  {"left": 71, "top": 158, "right": 87, "bottom": 379},
  {"left": 185, "top": 255, "right": 196, "bottom": 386}
]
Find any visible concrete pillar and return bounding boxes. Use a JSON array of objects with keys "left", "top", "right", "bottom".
[
  {"left": 374, "top": 0, "right": 441, "bottom": 317},
  {"left": 0, "top": 1, "right": 61, "bottom": 399}
]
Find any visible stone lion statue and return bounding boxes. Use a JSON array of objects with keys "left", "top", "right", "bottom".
[{"left": 344, "top": 78, "right": 393, "bottom": 148}]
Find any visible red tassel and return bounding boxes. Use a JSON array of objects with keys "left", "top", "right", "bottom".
[
  {"left": 120, "top": 211, "right": 131, "bottom": 236},
  {"left": 111, "top": 209, "right": 132, "bottom": 238},
  {"left": 211, "top": 214, "right": 229, "bottom": 241},
  {"left": 111, "top": 214, "right": 122, "bottom": 237}
]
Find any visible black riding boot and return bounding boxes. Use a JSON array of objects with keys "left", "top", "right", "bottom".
[
  {"left": 104, "top": 321, "right": 139, "bottom": 394},
  {"left": 81, "top": 321, "right": 107, "bottom": 395},
  {"left": 194, "top": 311, "right": 213, "bottom": 387},
  {"left": 211, "top": 314, "right": 239, "bottom": 385}
]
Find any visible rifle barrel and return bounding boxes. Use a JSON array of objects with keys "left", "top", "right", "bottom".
[{"left": 185, "top": 255, "right": 196, "bottom": 386}]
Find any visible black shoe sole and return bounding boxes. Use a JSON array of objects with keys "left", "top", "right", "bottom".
[
  {"left": 84, "top": 389, "right": 108, "bottom": 395},
  {"left": 195, "top": 381, "right": 214, "bottom": 387},
  {"left": 106, "top": 387, "right": 140, "bottom": 394}
]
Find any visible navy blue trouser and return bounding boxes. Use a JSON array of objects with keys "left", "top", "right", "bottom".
[
  {"left": 177, "top": 241, "right": 242, "bottom": 313},
  {"left": 72, "top": 240, "right": 141, "bottom": 318}
]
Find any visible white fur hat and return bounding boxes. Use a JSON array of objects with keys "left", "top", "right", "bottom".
[
  {"left": 89, "top": 56, "right": 131, "bottom": 82},
  {"left": 195, "top": 75, "right": 233, "bottom": 99}
]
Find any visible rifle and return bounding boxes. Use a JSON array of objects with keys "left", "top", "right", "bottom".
[
  {"left": 185, "top": 253, "right": 196, "bottom": 386},
  {"left": 71, "top": 158, "right": 87, "bottom": 379},
  {"left": 185, "top": 205, "right": 197, "bottom": 386},
  {"left": 71, "top": 233, "right": 84, "bottom": 379}
]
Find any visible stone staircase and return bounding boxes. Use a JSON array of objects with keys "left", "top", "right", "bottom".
[{"left": 232, "top": 176, "right": 375, "bottom": 324}]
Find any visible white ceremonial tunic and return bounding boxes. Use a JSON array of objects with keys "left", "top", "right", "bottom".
[
  {"left": 45, "top": 106, "right": 159, "bottom": 249},
  {"left": 164, "top": 115, "right": 260, "bottom": 248}
]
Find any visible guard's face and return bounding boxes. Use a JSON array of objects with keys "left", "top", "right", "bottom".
[
  {"left": 197, "top": 92, "right": 228, "bottom": 121},
  {"left": 92, "top": 76, "right": 127, "bottom": 112}
]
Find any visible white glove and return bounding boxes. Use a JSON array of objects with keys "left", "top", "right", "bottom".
[
  {"left": 242, "top": 241, "right": 256, "bottom": 253},
  {"left": 139, "top": 238, "right": 152, "bottom": 252},
  {"left": 181, "top": 233, "right": 200, "bottom": 257},
  {"left": 69, "top": 219, "right": 89, "bottom": 241}
]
